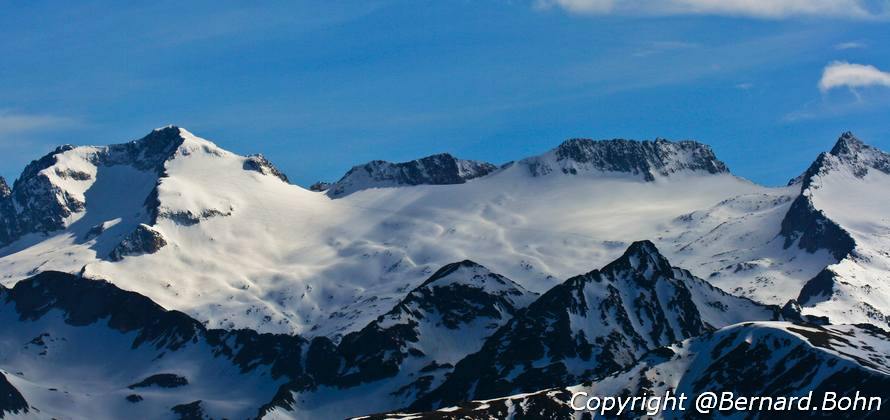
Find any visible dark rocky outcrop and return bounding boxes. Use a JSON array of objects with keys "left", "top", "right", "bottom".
[
  {"left": 243, "top": 154, "right": 289, "bottom": 183},
  {"left": 0, "top": 177, "right": 13, "bottom": 247},
  {"left": 522, "top": 138, "right": 729, "bottom": 180},
  {"left": 171, "top": 400, "right": 206, "bottom": 420},
  {"left": 0, "top": 373, "right": 28, "bottom": 418},
  {"left": 327, "top": 153, "right": 497, "bottom": 197},
  {"left": 0, "top": 177, "right": 9, "bottom": 198},
  {"left": 109, "top": 224, "right": 167, "bottom": 261},
  {"left": 797, "top": 269, "right": 839, "bottom": 306},
  {"left": 779, "top": 191, "right": 854, "bottom": 260},
  {"left": 128, "top": 373, "right": 188, "bottom": 389},
  {"left": 308, "top": 181, "right": 331, "bottom": 192}
]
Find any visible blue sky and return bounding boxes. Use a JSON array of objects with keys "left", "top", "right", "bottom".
[{"left": 1, "top": 0, "right": 889, "bottom": 187}]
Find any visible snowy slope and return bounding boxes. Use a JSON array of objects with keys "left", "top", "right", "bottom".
[
  {"left": 0, "top": 128, "right": 882, "bottom": 339},
  {"left": 364, "top": 322, "right": 890, "bottom": 419}
]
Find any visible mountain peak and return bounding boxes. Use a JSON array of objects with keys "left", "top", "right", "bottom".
[
  {"left": 418, "top": 260, "right": 485, "bottom": 287},
  {"left": 326, "top": 153, "right": 497, "bottom": 197},
  {"left": 606, "top": 240, "right": 674, "bottom": 280},
  {"left": 523, "top": 137, "right": 729, "bottom": 180},
  {"left": 830, "top": 131, "right": 865, "bottom": 157},
  {"left": 801, "top": 132, "right": 890, "bottom": 184},
  {"left": 415, "top": 260, "right": 532, "bottom": 298},
  {"left": 129, "top": 126, "right": 186, "bottom": 158}
]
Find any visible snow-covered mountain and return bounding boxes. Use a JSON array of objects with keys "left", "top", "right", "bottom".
[
  {"left": 0, "top": 127, "right": 885, "bottom": 339},
  {"left": 366, "top": 322, "right": 890, "bottom": 419},
  {"left": 1, "top": 127, "right": 889, "bottom": 419},
  {"left": 783, "top": 132, "right": 890, "bottom": 327},
  {"left": 409, "top": 241, "right": 783, "bottom": 410}
]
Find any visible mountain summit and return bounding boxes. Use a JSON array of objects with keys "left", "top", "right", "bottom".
[
  {"left": 326, "top": 153, "right": 497, "bottom": 197},
  {"left": 519, "top": 138, "right": 729, "bottom": 180}
]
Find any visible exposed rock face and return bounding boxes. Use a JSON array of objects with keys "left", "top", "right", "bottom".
[
  {"left": 243, "top": 154, "right": 289, "bottom": 183},
  {"left": 368, "top": 323, "right": 890, "bottom": 420},
  {"left": 521, "top": 138, "right": 729, "bottom": 180},
  {"left": 327, "top": 153, "right": 498, "bottom": 197},
  {"left": 171, "top": 400, "right": 206, "bottom": 420},
  {"left": 3, "top": 145, "right": 86, "bottom": 242},
  {"left": 110, "top": 224, "right": 167, "bottom": 261},
  {"left": 308, "top": 181, "right": 331, "bottom": 192},
  {"left": 0, "top": 177, "right": 9, "bottom": 198},
  {"left": 797, "top": 268, "right": 838, "bottom": 306},
  {"left": 412, "top": 241, "right": 779, "bottom": 410},
  {"left": 780, "top": 188, "right": 854, "bottom": 260},
  {"left": 128, "top": 373, "right": 188, "bottom": 389},
  {"left": 0, "top": 372, "right": 28, "bottom": 418},
  {"left": 0, "top": 177, "right": 13, "bottom": 247}
]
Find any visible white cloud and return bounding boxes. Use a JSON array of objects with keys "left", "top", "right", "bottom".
[
  {"left": 0, "top": 110, "right": 81, "bottom": 135},
  {"left": 536, "top": 0, "right": 888, "bottom": 19},
  {"left": 819, "top": 61, "right": 890, "bottom": 92},
  {"left": 835, "top": 41, "right": 867, "bottom": 50}
]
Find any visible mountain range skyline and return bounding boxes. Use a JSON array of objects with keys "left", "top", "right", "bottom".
[
  {"left": 0, "top": 125, "right": 877, "bottom": 191},
  {"left": 3, "top": 2, "right": 890, "bottom": 189}
]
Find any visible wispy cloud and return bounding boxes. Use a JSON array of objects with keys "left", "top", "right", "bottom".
[
  {"left": 631, "top": 40, "right": 699, "bottom": 57},
  {"left": 735, "top": 82, "right": 754, "bottom": 90},
  {"left": 535, "top": 0, "right": 889, "bottom": 19},
  {"left": 819, "top": 61, "right": 890, "bottom": 92},
  {"left": 0, "top": 110, "right": 82, "bottom": 135},
  {"left": 835, "top": 41, "right": 867, "bottom": 50},
  {"left": 0, "top": 111, "right": 85, "bottom": 182}
]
